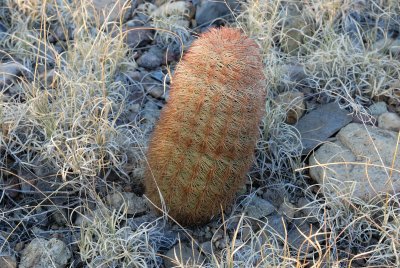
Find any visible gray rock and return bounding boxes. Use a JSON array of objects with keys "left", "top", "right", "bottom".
[
  {"left": 19, "top": 238, "right": 71, "bottom": 268},
  {"left": 199, "top": 241, "right": 213, "bottom": 255},
  {"left": 265, "top": 214, "right": 287, "bottom": 239},
  {"left": 276, "top": 91, "right": 305, "bottom": 124},
  {"left": 163, "top": 243, "right": 205, "bottom": 268},
  {"left": 105, "top": 192, "right": 148, "bottom": 215},
  {"left": 262, "top": 188, "right": 284, "bottom": 208},
  {"left": 378, "top": 112, "right": 400, "bottom": 132},
  {"left": 0, "top": 62, "right": 26, "bottom": 88},
  {"left": 287, "top": 222, "right": 323, "bottom": 254},
  {"left": 245, "top": 196, "right": 276, "bottom": 219},
  {"left": 195, "top": 0, "right": 240, "bottom": 27},
  {"left": 295, "top": 102, "right": 352, "bottom": 154},
  {"left": 368, "top": 101, "right": 388, "bottom": 116},
  {"left": 278, "top": 199, "right": 296, "bottom": 222},
  {"left": 0, "top": 255, "right": 16, "bottom": 268},
  {"left": 124, "top": 25, "right": 154, "bottom": 48},
  {"left": 0, "top": 22, "right": 7, "bottom": 40},
  {"left": 309, "top": 123, "right": 400, "bottom": 200},
  {"left": 296, "top": 197, "right": 319, "bottom": 223},
  {"left": 137, "top": 47, "right": 164, "bottom": 69}
]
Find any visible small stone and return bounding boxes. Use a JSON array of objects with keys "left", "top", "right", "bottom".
[
  {"left": 0, "top": 62, "right": 26, "bottom": 88},
  {"left": 147, "top": 85, "right": 165, "bottom": 99},
  {"left": 295, "top": 102, "right": 352, "bottom": 154},
  {"left": 123, "top": 24, "right": 154, "bottom": 48},
  {"left": 276, "top": 91, "right": 305, "bottom": 124},
  {"left": 279, "top": 4, "right": 314, "bottom": 54},
  {"left": 90, "top": 0, "right": 130, "bottom": 23},
  {"left": 19, "top": 238, "right": 71, "bottom": 268},
  {"left": 0, "top": 22, "right": 7, "bottom": 40},
  {"left": 15, "top": 241, "right": 25, "bottom": 252},
  {"left": 296, "top": 197, "right": 319, "bottom": 223},
  {"left": 199, "top": 241, "right": 213, "bottom": 255},
  {"left": 0, "top": 255, "right": 16, "bottom": 268},
  {"left": 245, "top": 196, "right": 276, "bottom": 219},
  {"left": 278, "top": 199, "right": 296, "bottom": 222},
  {"left": 262, "top": 188, "right": 284, "bottom": 208},
  {"left": 163, "top": 243, "right": 206, "bottom": 268},
  {"left": 105, "top": 192, "right": 148, "bottom": 215},
  {"left": 287, "top": 223, "right": 323, "bottom": 254},
  {"left": 195, "top": 0, "right": 240, "bottom": 27},
  {"left": 137, "top": 47, "right": 164, "bottom": 69},
  {"left": 265, "top": 214, "right": 287, "bottom": 238},
  {"left": 378, "top": 112, "right": 400, "bottom": 131},
  {"left": 368, "top": 101, "right": 388, "bottom": 116}
]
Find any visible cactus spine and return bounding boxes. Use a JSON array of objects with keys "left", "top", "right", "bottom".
[{"left": 144, "top": 27, "right": 266, "bottom": 226}]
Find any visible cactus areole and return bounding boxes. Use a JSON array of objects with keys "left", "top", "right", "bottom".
[{"left": 144, "top": 27, "right": 266, "bottom": 226}]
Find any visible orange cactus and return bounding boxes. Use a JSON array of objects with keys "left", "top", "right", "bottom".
[{"left": 144, "top": 27, "right": 266, "bottom": 226}]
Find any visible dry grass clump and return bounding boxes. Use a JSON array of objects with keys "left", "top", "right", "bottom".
[
  {"left": 0, "top": 0, "right": 144, "bottom": 180},
  {"left": 235, "top": 0, "right": 400, "bottom": 266},
  {"left": 77, "top": 201, "right": 162, "bottom": 267}
]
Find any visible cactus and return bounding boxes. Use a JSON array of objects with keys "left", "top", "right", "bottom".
[{"left": 144, "top": 27, "right": 266, "bottom": 226}]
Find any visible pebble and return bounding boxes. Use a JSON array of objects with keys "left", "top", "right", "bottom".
[
  {"left": 137, "top": 46, "right": 164, "bottom": 69},
  {"left": 276, "top": 91, "right": 305, "bottom": 124},
  {"left": 278, "top": 198, "right": 297, "bottom": 222},
  {"left": 287, "top": 222, "right": 324, "bottom": 254},
  {"left": 123, "top": 24, "right": 154, "bottom": 48},
  {"left": 378, "top": 112, "right": 400, "bottom": 131},
  {"left": 368, "top": 101, "right": 388, "bottom": 116},
  {"left": 195, "top": 0, "right": 240, "bottom": 28},
  {"left": 0, "top": 21, "right": 7, "bottom": 40},
  {"left": 105, "top": 192, "right": 148, "bottom": 215},
  {"left": 0, "top": 62, "right": 26, "bottom": 88},
  {"left": 245, "top": 196, "right": 276, "bottom": 219},
  {"left": 19, "top": 238, "right": 71, "bottom": 268}
]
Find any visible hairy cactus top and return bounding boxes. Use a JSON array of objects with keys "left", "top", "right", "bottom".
[{"left": 144, "top": 27, "right": 266, "bottom": 226}]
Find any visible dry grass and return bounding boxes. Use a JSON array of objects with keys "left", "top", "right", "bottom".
[{"left": 1, "top": 0, "right": 400, "bottom": 267}]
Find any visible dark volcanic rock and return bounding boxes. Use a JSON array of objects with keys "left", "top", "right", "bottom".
[{"left": 295, "top": 102, "right": 352, "bottom": 154}]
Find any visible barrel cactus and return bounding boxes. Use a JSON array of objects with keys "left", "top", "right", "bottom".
[{"left": 144, "top": 27, "right": 266, "bottom": 226}]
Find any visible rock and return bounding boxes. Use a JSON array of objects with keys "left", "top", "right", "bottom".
[
  {"left": 276, "top": 91, "right": 305, "bottom": 124},
  {"left": 0, "top": 255, "right": 16, "bottom": 268},
  {"left": 245, "top": 196, "right": 276, "bottom": 219},
  {"left": 152, "top": 1, "right": 195, "bottom": 19},
  {"left": 105, "top": 192, "right": 148, "bottom": 215},
  {"left": 147, "top": 85, "right": 165, "bottom": 99},
  {"left": 378, "top": 112, "right": 400, "bottom": 131},
  {"left": 123, "top": 24, "right": 154, "bottom": 48},
  {"left": 295, "top": 102, "right": 353, "bottom": 154},
  {"left": 265, "top": 214, "right": 287, "bottom": 238},
  {"left": 309, "top": 123, "right": 400, "bottom": 200},
  {"left": 19, "top": 238, "right": 71, "bottom": 268},
  {"left": 195, "top": 0, "right": 240, "bottom": 27},
  {"left": 163, "top": 243, "right": 205, "bottom": 268},
  {"left": 279, "top": 4, "right": 314, "bottom": 54},
  {"left": 262, "top": 188, "right": 284, "bottom": 208},
  {"left": 199, "top": 241, "right": 213, "bottom": 255},
  {"left": 278, "top": 199, "right": 296, "bottom": 222},
  {"left": 287, "top": 223, "right": 323, "bottom": 254},
  {"left": 137, "top": 47, "right": 164, "bottom": 69},
  {"left": 296, "top": 197, "right": 319, "bottom": 223},
  {"left": 281, "top": 64, "right": 307, "bottom": 83},
  {"left": 90, "top": 0, "right": 130, "bottom": 22},
  {"left": 140, "top": 100, "right": 161, "bottom": 131},
  {"left": 368, "top": 101, "right": 388, "bottom": 116},
  {"left": 0, "top": 62, "right": 26, "bottom": 88},
  {"left": 0, "top": 22, "right": 7, "bottom": 40}
]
